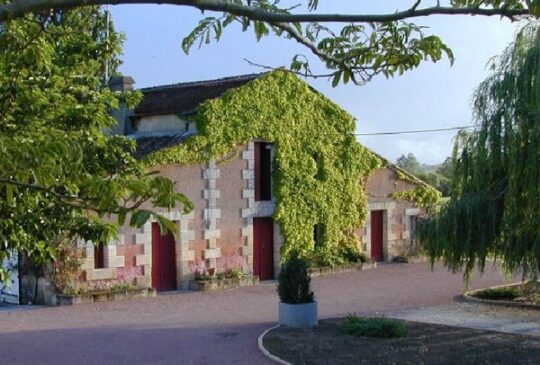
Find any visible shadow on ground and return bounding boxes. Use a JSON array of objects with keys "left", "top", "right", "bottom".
[{"left": 1, "top": 322, "right": 275, "bottom": 365}]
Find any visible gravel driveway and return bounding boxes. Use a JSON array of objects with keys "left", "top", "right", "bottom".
[{"left": 0, "top": 262, "right": 516, "bottom": 365}]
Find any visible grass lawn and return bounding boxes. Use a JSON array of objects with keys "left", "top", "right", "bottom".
[{"left": 263, "top": 318, "right": 540, "bottom": 365}]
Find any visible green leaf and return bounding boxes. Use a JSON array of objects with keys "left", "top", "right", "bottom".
[
  {"left": 155, "top": 214, "right": 178, "bottom": 238},
  {"left": 129, "top": 210, "right": 152, "bottom": 228}
]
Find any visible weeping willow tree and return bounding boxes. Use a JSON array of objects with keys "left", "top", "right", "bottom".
[{"left": 418, "top": 23, "right": 540, "bottom": 280}]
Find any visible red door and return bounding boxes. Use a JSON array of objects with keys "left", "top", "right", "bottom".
[
  {"left": 151, "top": 222, "right": 177, "bottom": 291},
  {"left": 370, "top": 210, "right": 384, "bottom": 262},
  {"left": 253, "top": 217, "right": 274, "bottom": 280}
]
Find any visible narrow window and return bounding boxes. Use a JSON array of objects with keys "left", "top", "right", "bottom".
[
  {"left": 410, "top": 215, "right": 418, "bottom": 236},
  {"left": 255, "top": 142, "right": 272, "bottom": 201},
  {"left": 313, "top": 153, "right": 324, "bottom": 181},
  {"left": 94, "top": 242, "right": 106, "bottom": 269},
  {"left": 313, "top": 224, "right": 324, "bottom": 248}
]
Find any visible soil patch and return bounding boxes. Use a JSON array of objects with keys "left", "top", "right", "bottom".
[{"left": 263, "top": 319, "right": 540, "bottom": 365}]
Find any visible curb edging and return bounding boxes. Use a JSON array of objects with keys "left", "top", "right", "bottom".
[
  {"left": 463, "top": 282, "right": 540, "bottom": 311},
  {"left": 258, "top": 325, "right": 292, "bottom": 365}
]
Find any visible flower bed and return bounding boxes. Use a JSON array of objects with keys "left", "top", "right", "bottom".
[
  {"left": 190, "top": 275, "right": 259, "bottom": 291},
  {"left": 261, "top": 318, "right": 540, "bottom": 365},
  {"left": 51, "top": 287, "right": 156, "bottom": 306},
  {"left": 307, "top": 261, "right": 376, "bottom": 278},
  {"left": 464, "top": 282, "right": 540, "bottom": 309}
]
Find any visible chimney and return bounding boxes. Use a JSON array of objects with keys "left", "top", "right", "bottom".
[
  {"left": 108, "top": 75, "right": 135, "bottom": 92},
  {"left": 107, "top": 75, "right": 135, "bottom": 135}
]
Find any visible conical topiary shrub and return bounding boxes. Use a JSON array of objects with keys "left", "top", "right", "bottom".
[{"left": 278, "top": 252, "right": 314, "bottom": 304}]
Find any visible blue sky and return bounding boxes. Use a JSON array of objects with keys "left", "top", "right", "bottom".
[{"left": 110, "top": 1, "right": 519, "bottom": 164}]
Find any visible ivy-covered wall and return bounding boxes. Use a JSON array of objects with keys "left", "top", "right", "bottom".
[
  {"left": 389, "top": 169, "right": 441, "bottom": 209},
  {"left": 143, "top": 70, "right": 436, "bottom": 263}
]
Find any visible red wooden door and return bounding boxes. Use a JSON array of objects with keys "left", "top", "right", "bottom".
[
  {"left": 253, "top": 217, "right": 274, "bottom": 280},
  {"left": 370, "top": 210, "right": 384, "bottom": 262},
  {"left": 151, "top": 222, "right": 177, "bottom": 291}
]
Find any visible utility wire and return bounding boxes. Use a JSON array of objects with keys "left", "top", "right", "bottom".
[{"left": 355, "top": 125, "right": 477, "bottom": 136}]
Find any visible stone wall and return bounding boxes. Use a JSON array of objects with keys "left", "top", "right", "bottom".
[
  {"left": 360, "top": 167, "right": 424, "bottom": 261},
  {"left": 77, "top": 153, "right": 425, "bottom": 290},
  {"left": 84, "top": 149, "right": 254, "bottom": 290}
]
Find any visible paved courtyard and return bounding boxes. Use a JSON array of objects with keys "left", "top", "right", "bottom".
[
  {"left": 0, "top": 263, "right": 524, "bottom": 364},
  {"left": 390, "top": 302, "right": 540, "bottom": 335}
]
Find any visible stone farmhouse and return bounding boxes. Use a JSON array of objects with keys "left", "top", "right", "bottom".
[
  {"left": 73, "top": 70, "right": 434, "bottom": 293},
  {"left": 4, "top": 70, "right": 436, "bottom": 305}
]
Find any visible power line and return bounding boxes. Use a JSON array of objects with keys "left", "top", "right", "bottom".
[{"left": 355, "top": 125, "right": 477, "bottom": 136}]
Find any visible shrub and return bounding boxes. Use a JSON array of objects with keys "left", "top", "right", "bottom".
[
  {"left": 111, "top": 282, "right": 137, "bottom": 292},
  {"left": 195, "top": 273, "right": 213, "bottom": 281},
  {"left": 474, "top": 287, "right": 523, "bottom": 300},
  {"left": 278, "top": 252, "right": 314, "bottom": 304},
  {"left": 340, "top": 316, "right": 408, "bottom": 338},
  {"left": 225, "top": 268, "right": 243, "bottom": 279},
  {"left": 340, "top": 245, "right": 368, "bottom": 264},
  {"left": 305, "top": 246, "right": 368, "bottom": 268},
  {"left": 51, "top": 240, "right": 85, "bottom": 294},
  {"left": 396, "top": 239, "right": 424, "bottom": 258},
  {"left": 62, "top": 284, "right": 89, "bottom": 296},
  {"left": 523, "top": 280, "right": 540, "bottom": 292}
]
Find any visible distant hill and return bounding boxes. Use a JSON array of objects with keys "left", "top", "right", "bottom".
[{"left": 395, "top": 153, "right": 452, "bottom": 196}]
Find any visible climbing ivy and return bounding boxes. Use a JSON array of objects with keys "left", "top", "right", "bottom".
[
  {"left": 390, "top": 188, "right": 441, "bottom": 209},
  {"left": 390, "top": 170, "right": 441, "bottom": 208},
  {"left": 145, "top": 70, "right": 381, "bottom": 262}
]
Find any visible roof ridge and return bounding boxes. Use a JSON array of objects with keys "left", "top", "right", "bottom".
[
  {"left": 369, "top": 150, "right": 438, "bottom": 190},
  {"left": 139, "top": 72, "right": 269, "bottom": 92}
]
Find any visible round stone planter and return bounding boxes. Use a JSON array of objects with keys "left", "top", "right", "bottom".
[{"left": 278, "top": 301, "right": 318, "bottom": 328}]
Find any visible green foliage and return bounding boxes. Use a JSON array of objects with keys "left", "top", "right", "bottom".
[
  {"left": 224, "top": 268, "right": 243, "bottom": 279},
  {"left": 2, "top": 1, "right": 540, "bottom": 87},
  {"left": 396, "top": 239, "right": 424, "bottom": 259},
  {"left": 145, "top": 70, "right": 380, "bottom": 260},
  {"left": 337, "top": 245, "right": 369, "bottom": 264},
  {"left": 63, "top": 285, "right": 89, "bottom": 296},
  {"left": 306, "top": 244, "right": 367, "bottom": 268},
  {"left": 340, "top": 316, "right": 408, "bottom": 338},
  {"left": 437, "top": 157, "right": 455, "bottom": 180},
  {"left": 278, "top": 252, "right": 314, "bottom": 304},
  {"left": 390, "top": 187, "right": 441, "bottom": 209},
  {"left": 391, "top": 170, "right": 441, "bottom": 208},
  {"left": 418, "top": 23, "right": 540, "bottom": 279},
  {"left": 474, "top": 287, "right": 523, "bottom": 300},
  {"left": 396, "top": 153, "right": 453, "bottom": 197},
  {"left": 195, "top": 274, "right": 213, "bottom": 281},
  {"left": 110, "top": 281, "right": 138, "bottom": 292},
  {"left": 396, "top": 153, "right": 423, "bottom": 175},
  {"left": 50, "top": 240, "right": 85, "bottom": 294},
  {"left": 182, "top": 2, "right": 454, "bottom": 85},
  {"left": 0, "top": 8, "right": 190, "bottom": 282}
]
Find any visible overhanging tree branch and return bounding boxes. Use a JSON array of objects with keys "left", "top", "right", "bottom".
[
  {"left": 0, "top": 177, "right": 151, "bottom": 214},
  {"left": 0, "top": 0, "right": 532, "bottom": 23}
]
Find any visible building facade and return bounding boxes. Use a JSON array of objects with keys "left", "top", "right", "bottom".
[{"left": 76, "top": 72, "right": 433, "bottom": 293}]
